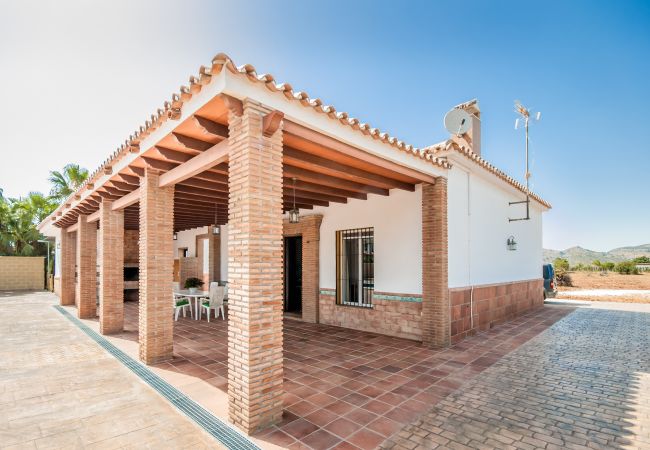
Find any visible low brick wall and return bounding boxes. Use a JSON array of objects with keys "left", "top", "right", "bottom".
[
  {"left": 450, "top": 278, "right": 544, "bottom": 343},
  {"left": 0, "top": 256, "right": 45, "bottom": 290},
  {"left": 319, "top": 279, "right": 544, "bottom": 344},
  {"left": 319, "top": 289, "right": 422, "bottom": 341}
]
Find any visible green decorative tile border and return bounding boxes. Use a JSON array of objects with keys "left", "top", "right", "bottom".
[
  {"left": 373, "top": 293, "right": 422, "bottom": 303},
  {"left": 320, "top": 289, "right": 422, "bottom": 303},
  {"left": 53, "top": 305, "right": 259, "bottom": 450}
]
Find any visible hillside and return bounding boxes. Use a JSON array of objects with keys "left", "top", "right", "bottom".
[{"left": 543, "top": 243, "right": 650, "bottom": 265}]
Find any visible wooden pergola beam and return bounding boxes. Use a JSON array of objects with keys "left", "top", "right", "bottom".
[
  {"left": 158, "top": 140, "right": 229, "bottom": 188},
  {"left": 112, "top": 188, "right": 140, "bottom": 211},
  {"left": 283, "top": 164, "right": 389, "bottom": 196},
  {"left": 284, "top": 146, "right": 415, "bottom": 191},
  {"left": 284, "top": 120, "right": 438, "bottom": 184}
]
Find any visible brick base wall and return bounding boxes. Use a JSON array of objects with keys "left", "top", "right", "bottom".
[
  {"left": 283, "top": 215, "right": 322, "bottom": 324},
  {"left": 319, "top": 290, "right": 423, "bottom": 341},
  {"left": 319, "top": 279, "right": 544, "bottom": 344},
  {"left": 450, "top": 278, "right": 544, "bottom": 344}
]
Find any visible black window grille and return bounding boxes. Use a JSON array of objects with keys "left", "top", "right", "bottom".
[{"left": 336, "top": 227, "right": 374, "bottom": 307}]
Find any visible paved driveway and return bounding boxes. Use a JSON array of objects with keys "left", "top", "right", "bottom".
[
  {"left": 0, "top": 291, "right": 222, "bottom": 449},
  {"left": 383, "top": 301, "right": 650, "bottom": 450}
]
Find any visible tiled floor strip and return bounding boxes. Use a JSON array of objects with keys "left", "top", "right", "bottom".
[{"left": 53, "top": 305, "right": 260, "bottom": 450}]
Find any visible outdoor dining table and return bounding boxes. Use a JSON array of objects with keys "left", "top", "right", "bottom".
[{"left": 173, "top": 289, "right": 209, "bottom": 321}]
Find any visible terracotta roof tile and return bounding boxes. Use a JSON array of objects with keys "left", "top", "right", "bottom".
[{"left": 423, "top": 140, "right": 551, "bottom": 208}]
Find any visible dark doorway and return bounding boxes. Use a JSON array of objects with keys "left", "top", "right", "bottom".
[{"left": 284, "top": 236, "right": 302, "bottom": 314}]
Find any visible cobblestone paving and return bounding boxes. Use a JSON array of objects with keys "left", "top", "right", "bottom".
[
  {"left": 383, "top": 305, "right": 650, "bottom": 450},
  {"left": 0, "top": 291, "right": 222, "bottom": 449}
]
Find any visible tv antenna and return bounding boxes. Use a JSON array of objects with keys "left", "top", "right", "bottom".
[{"left": 509, "top": 101, "right": 541, "bottom": 222}]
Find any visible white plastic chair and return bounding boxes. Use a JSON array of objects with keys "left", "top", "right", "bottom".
[
  {"left": 173, "top": 281, "right": 192, "bottom": 321},
  {"left": 200, "top": 285, "right": 225, "bottom": 321}
]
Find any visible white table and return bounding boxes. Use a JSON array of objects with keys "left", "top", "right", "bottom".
[{"left": 174, "top": 289, "right": 209, "bottom": 320}]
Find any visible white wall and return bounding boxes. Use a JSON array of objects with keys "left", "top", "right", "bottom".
[
  {"left": 173, "top": 226, "right": 208, "bottom": 257},
  {"left": 447, "top": 164, "right": 544, "bottom": 288},
  {"left": 313, "top": 186, "right": 423, "bottom": 294}
]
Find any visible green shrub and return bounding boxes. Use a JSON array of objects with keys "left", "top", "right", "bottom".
[
  {"left": 553, "top": 258, "right": 570, "bottom": 272},
  {"left": 615, "top": 261, "right": 639, "bottom": 275}
]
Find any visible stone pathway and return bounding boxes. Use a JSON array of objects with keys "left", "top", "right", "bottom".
[
  {"left": 383, "top": 303, "right": 650, "bottom": 450},
  {"left": 0, "top": 291, "right": 223, "bottom": 449}
]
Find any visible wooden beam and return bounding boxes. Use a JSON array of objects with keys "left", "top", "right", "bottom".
[
  {"left": 96, "top": 191, "right": 120, "bottom": 201},
  {"left": 284, "top": 146, "right": 415, "bottom": 191},
  {"left": 263, "top": 111, "right": 284, "bottom": 137},
  {"left": 88, "top": 210, "right": 101, "bottom": 223},
  {"left": 67, "top": 222, "right": 79, "bottom": 233},
  {"left": 118, "top": 173, "right": 140, "bottom": 185},
  {"left": 283, "top": 120, "right": 437, "bottom": 183},
  {"left": 141, "top": 157, "right": 177, "bottom": 171},
  {"left": 283, "top": 188, "right": 346, "bottom": 204},
  {"left": 128, "top": 166, "right": 145, "bottom": 177},
  {"left": 159, "top": 140, "right": 229, "bottom": 188},
  {"left": 171, "top": 132, "right": 213, "bottom": 151},
  {"left": 174, "top": 185, "right": 229, "bottom": 200},
  {"left": 178, "top": 178, "right": 228, "bottom": 192},
  {"left": 108, "top": 180, "right": 136, "bottom": 191},
  {"left": 155, "top": 146, "right": 194, "bottom": 163},
  {"left": 193, "top": 115, "right": 229, "bottom": 139},
  {"left": 112, "top": 188, "right": 140, "bottom": 211},
  {"left": 284, "top": 165, "right": 389, "bottom": 196},
  {"left": 284, "top": 178, "right": 366, "bottom": 200}
]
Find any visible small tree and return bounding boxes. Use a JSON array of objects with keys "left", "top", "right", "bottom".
[
  {"left": 603, "top": 262, "right": 615, "bottom": 272},
  {"left": 633, "top": 256, "right": 650, "bottom": 264},
  {"left": 553, "top": 258, "right": 570, "bottom": 272},
  {"left": 615, "top": 261, "right": 639, "bottom": 275}
]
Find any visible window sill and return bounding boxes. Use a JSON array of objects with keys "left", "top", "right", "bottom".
[{"left": 337, "top": 301, "right": 373, "bottom": 309}]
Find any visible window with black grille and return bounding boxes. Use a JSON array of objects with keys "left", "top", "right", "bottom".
[{"left": 336, "top": 227, "right": 374, "bottom": 307}]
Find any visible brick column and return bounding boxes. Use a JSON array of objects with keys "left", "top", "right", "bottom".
[
  {"left": 76, "top": 214, "right": 97, "bottom": 319},
  {"left": 139, "top": 168, "right": 175, "bottom": 364},
  {"left": 228, "top": 100, "right": 284, "bottom": 434},
  {"left": 98, "top": 200, "right": 124, "bottom": 334},
  {"left": 209, "top": 226, "right": 221, "bottom": 282},
  {"left": 422, "top": 179, "right": 449, "bottom": 348},
  {"left": 59, "top": 228, "right": 76, "bottom": 306},
  {"left": 283, "top": 214, "right": 323, "bottom": 323}
]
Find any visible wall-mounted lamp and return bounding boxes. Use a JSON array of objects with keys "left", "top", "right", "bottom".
[
  {"left": 289, "top": 177, "right": 300, "bottom": 223},
  {"left": 506, "top": 235, "right": 517, "bottom": 251},
  {"left": 173, "top": 232, "right": 178, "bottom": 241},
  {"left": 212, "top": 203, "right": 220, "bottom": 235}
]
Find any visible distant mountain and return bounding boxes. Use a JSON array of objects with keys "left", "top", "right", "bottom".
[{"left": 543, "top": 244, "right": 650, "bottom": 265}]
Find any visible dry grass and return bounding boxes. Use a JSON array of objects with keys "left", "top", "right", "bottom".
[
  {"left": 561, "top": 271, "right": 650, "bottom": 290},
  {"left": 557, "top": 271, "right": 650, "bottom": 303}
]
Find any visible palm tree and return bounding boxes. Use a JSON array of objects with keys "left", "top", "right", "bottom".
[
  {"left": 3, "top": 199, "right": 41, "bottom": 255},
  {"left": 48, "top": 163, "right": 89, "bottom": 203}
]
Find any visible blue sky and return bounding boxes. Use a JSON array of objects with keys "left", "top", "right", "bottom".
[{"left": 1, "top": 0, "right": 648, "bottom": 251}]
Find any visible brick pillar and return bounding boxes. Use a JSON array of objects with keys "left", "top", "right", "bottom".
[
  {"left": 98, "top": 200, "right": 124, "bottom": 334},
  {"left": 209, "top": 226, "right": 221, "bottom": 282},
  {"left": 60, "top": 228, "right": 76, "bottom": 306},
  {"left": 422, "top": 179, "right": 449, "bottom": 348},
  {"left": 228, "top": 100, "right": 284, "bottom": 434},
  {"left": 139, "top": 168, "right": 175, "bottom": 364},
  {"left": 76, "top": 214, "right": 97, "bottom": 319},
  {"left": 283, "top": 214, "right": 323, "bottom": 323}
]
